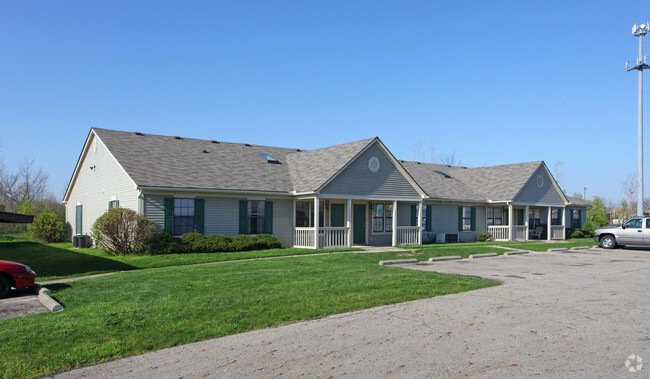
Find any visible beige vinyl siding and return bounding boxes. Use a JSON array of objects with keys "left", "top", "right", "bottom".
[
  {"left": 514, "top": 166, "right": 565, "bottom": 205},
  {"left": 320, "top": 144, "right": 420, "bottom": 199},
  {"left": 65, "top": 134, "right": 139, "bottom": 238},
  {"left": 144, "top": 195, "right": 165, "bottom": 233}
]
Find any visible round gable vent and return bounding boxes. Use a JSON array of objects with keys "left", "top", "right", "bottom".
[
  {"left": 368, "top": 156, "right": 381, "bottom": 173},
  {"left": 537, "top": 175, "right": 544, "bottom": 188}
]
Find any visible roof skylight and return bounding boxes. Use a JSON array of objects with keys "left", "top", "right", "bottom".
[
  {"left": 259, "top": 153, "right": 280, "bottom": 164},
  {"left": 434, "top": 170, "right": 452, "bottom": 179}
]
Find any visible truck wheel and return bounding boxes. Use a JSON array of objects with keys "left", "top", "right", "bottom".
[{"left": 599, "top": 235, "right": 617, "bottom": 249}]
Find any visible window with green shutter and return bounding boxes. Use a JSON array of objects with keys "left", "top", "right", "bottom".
[
  {"left": 239, "top": 200, "right": 272, "bottom": 234},
  {"left": 458, "top": 206, "right": 476, "bottom": 232}
]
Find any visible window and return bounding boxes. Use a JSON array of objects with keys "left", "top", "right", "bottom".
[
  {"left": 411, "top": 204, "right": 432, "bottom": 232},
  {"left": 462, "top": 207, "right": 472, "bottom": 231},
  {"left": 529, "top": 208, "right": 541, "bottom": 229},
  {"left": 295, "top": 201, "right": 324, "bottom": 227},
  {"left": 259, "top": 153, "right": 280, "bottom": 164},
  {"left": 108, "top": 200, "right": 119, "bottom": 209},
  {"left": 173, "top": 199, "right": 195, "bottom": 235},
  {"left": 551, "top": 208, "right": 560, "bottom": 225},
  {"left": 571, "top": 210, "right": 581, "bottom": 228},
  {"left": 487, "top": 207, "right": 503, "bottom": 226},
  {"left": 239, "top": 200, "right": 272, "bottom": 235},
  {"left": 422, "top": 205, "right": 428, "bottom": 231},
  {"left": 247, "top": 200, "right": 265, "bottom": 234},
  {"left": 372, "top": 203, "right": 393, "bottom": 233},
  {"left": 458, "top": 206, "right": 476, "bottom": 232},
  {"left": 624, "top": 218, "right": 642, "bottom": 229}
]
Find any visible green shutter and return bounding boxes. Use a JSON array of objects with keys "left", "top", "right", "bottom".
[
  {"left": 458, "top": 206, "right": 463, "bottom": 231},
  {"left": 410, "top": 204, "right": 417, "bottom": 227},
  {"left": 426, "top": 205, "right": 432, "bottom": 231},
  {"left": 471, "top": 207, "right": 476, "bottom": 231},
  {"left": 239, "top": 200, "right": 248, "bottom": 234},
  {"left": 75, "top": 204, "right": 83, "bottom": 234},
  {"left": 164, "top": 198, "right": 174, "bottom": 234},
  {"left": 194, "top": 198, "right": 205, "bottom": 235},
  {"left": 504, "top": 207, "right": 509, "bottom": 225},
  {"left": 264, "top": 201, "right": 273, "bottom": 234}
]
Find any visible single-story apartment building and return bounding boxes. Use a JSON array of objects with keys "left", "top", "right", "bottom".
[{"left": 63, "top": 128, "right": 589, "bottom": 248}]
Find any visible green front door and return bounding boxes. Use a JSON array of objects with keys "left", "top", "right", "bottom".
[
  {"left": 331, "top": 204, "right": 345, "bottom": 227},
  {"left": 353, "top": 204, "right": 366, "bottom": 244},
  {"left": 517, "top": 209, "right": 524, "bottom": 225}
]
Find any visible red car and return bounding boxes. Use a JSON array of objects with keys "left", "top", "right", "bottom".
[{"left": 0, "top": 260, "right": 36, "bottom": 298}]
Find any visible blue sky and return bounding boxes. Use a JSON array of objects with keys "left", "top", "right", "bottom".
[{"left": 1, "top": 1, "right": 648, "bottom": 203}]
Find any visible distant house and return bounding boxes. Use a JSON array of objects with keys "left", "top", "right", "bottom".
[{"left": 63, "top": 128, "right": 589, "bottom": 248}]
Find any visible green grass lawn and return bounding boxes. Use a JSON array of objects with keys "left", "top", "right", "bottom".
[
  {"left": 0, "top": 252, "right": 498, "bottom": 378},
  {"left": 0, "top": 241, "right": 359, "bottom": 281}
]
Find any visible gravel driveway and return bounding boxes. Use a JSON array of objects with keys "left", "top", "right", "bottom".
[{"left": 55, "top": 248, "right": 650, "bottom": 378}]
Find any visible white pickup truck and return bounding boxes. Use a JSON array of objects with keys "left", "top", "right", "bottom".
[{"left": 594, "top": 217, "right": 650, "bottom": 249}]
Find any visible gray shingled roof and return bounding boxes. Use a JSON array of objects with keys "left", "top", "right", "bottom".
[
  {"left": 94, "top": 129, "right": 377, "bottom": 194},
  {"left": 399, "top": 160, "right": 544, "bottom": 202},
  {"left": 94, "top": 128, "right": 300, "bottom": 193},
  {"left": 286, "top": 137, "right": 376, "bottom": 193},
  {"left": 92, "top": 128, "right": 556, "bottom": 203}
]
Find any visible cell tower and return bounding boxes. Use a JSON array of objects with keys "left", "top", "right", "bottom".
[{"left": 627, "top": 23, "right": 650, "bottom": 216}]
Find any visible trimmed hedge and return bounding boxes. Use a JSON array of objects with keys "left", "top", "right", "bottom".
[{"left": 143, "top": 233, "right": 281, "bottom": 255}]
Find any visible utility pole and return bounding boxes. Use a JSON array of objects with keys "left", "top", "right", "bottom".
[{"left": 627, "top": 23, "right": 650, "bottom": 216}]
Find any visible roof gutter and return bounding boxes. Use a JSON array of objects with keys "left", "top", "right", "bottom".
[{"left": 137, "top": 186, "right": 292, "bottom": 197}]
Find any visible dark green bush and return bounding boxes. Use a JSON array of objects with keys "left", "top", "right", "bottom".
[
  {"left": 205, "top": 234, "right": 233, "bottom": 252},
  {"left": 476, "top": 233, "right": 491, "bottom": 242},
  {"left": 569, "top": 229, "right": 585, "bottom": 239},
  {"left": 29, "top": 213, "right": 66, "bottom": 243},
  {"left": 143, "top": 232, "right": 280, "bottom": 255},
  {"left": 91, "top": 208, "right": 156, "bottom": 255},
  {"left": 144, "top": 232, "right": 187, "bottom": 254}
]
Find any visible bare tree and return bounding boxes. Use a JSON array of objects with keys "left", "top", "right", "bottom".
[
  {"left": 552, "top": 160, "right": 564, "bottom": 189},
  {"left": 412, "top": 141, "right": 424, "bottom": 162},
  {"left": 438, "top": 150, "right": 464, "bottom": 166},
  {"left": 622, "top": 173, "right": 637, "bottom": 210},
  {"left": 0, "top": 160, "right": 49, "bottom": 212}
]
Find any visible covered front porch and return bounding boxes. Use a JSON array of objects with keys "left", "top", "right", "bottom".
[
  {"left": 487, "top": 204, "right": 566, "bottom": 242},
  {"left": 292, "top": 197, "right": 423, "bottom": 249}
]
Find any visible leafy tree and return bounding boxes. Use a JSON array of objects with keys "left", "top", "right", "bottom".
[
  {"left": 91, "top": 208, "right": 155, "bottom": 255},
  {"left": 587, "top": 196, "right": 608, "bottom": 228}
]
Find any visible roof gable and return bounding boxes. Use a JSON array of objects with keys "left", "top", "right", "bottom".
[{"left": 319, "top": 141, "right": 422, "bottom": 199}]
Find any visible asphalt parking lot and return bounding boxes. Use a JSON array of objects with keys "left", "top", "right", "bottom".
[
  {"left": 0, "top": 288, "right": 48, "bottom": 321},
  {"left": 55, "top": 247, "right": 650, "bottom": 378}
]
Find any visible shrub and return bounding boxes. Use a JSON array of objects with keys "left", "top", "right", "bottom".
[
  {"left": 580, "top": 222, "right": 595, "bottom": 238},
  {"left": 182, "top": 233, "right": 209, "bottom": 253},
  {"left": 256, "top": 234, "right": 281, "bottom": 249},
  {"left": 205, "top": 234, "right": 233, "bottom": 252},
  {"left": 476, "top": 233, "right": 491, "bottom": 242},
  {"left": 29, "top": 213, "right": 66, "bottom": 243},
  {"left": 570, "top": 230, "right": 585, "bottom": 239},
  {"left": 144, "top": 232, "right": 187, "bottom": 255},
  {"left": 91, "top": 208, "right": 156, "bottom": 255}
]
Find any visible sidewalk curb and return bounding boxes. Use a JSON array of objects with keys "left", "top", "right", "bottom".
[{"left": 33, "top": 284, "right": 63, "bottom": 312}]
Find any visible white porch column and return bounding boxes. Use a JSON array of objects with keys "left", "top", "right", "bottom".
[
  {"left": 346, "top": 199, "right": 352, "bottom": 248},
  {"left": 391, "top": 200, "right": 398, "bottom": 247},
  {"left": 508, "top": 204, "right": 514, "bottom": 241},
  {"left": 525, "top": 205, "right": 529, "bottom": 240},
  {"left": 418, "top": 201, "right": 423, "bottom": 245},
  {"left": 547, "top": 206, "right": 552, "bottom": 241},
  {"left": 314, "top": 198, "right": 320, "bottom": 249},
  {"left": 557, "top": 208, "right": 566, "bottom": 239},
  {"left": 292, "top": 200, "right": 296, "bottom": 246}
]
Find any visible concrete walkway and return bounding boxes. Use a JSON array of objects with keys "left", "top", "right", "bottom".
[{"left": 55, "top": 248, "right": 650, "bottom": 378}]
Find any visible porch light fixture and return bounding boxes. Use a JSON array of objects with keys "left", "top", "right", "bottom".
[{"left": 627, "top": 23, "right": 650, "bottom": 216}]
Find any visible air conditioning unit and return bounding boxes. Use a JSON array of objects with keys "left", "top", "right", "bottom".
[{"left": 436, "top": 233, "right": 459, "bottom": 243}]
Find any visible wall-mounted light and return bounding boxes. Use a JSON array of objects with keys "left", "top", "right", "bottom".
[{"left": 90, "top": 165, "right": 96, "bottom": 170}]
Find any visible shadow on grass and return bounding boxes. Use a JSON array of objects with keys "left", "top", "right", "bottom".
[{"left": 0, "top": 242, "right": 135, "bottom": 278}]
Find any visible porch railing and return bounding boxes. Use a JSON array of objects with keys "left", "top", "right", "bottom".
[
  {"left": 550, "top": 226, "right": 565, "bottom": 240},
  {"left": 294, "top": 227, "right": 350, "bottom": 249},
  {"left": 294, "top": 227, "right": 315, "bottom": 248},
  {"left": 396, "top": 226, "right": 421, "bottom": 246},
  {"left": 319, "top": 227, "right": 349, "bottom": 248},
  {"left": 513, "top": 226, "right": 528, "bottom": 241},
  {"left": 488, "top": 225, "right": 509, "bottom": 241}
]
